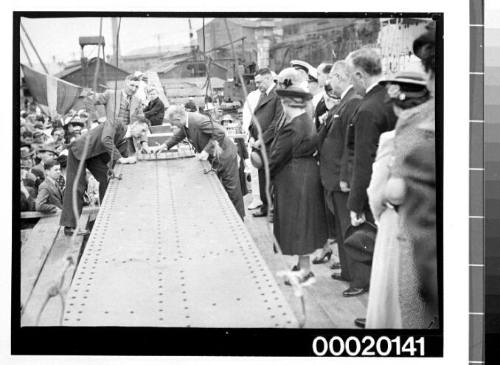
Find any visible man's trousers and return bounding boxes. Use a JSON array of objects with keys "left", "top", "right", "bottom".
[{"left": 60, "top": 149, "right": 110, "bottom": 228}]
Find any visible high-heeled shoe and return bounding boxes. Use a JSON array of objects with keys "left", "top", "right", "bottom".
[
  {"left": 283, "top": 264, "right": 301, "bottom": 286},
  {"left": 284, "top": 271, "right": 316, "bottom": 286},
  {"left": 312, "top": 249, "right": 333, "bottom": 264}
]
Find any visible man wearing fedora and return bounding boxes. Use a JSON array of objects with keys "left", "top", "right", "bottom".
[
  {"left": 63, "top": 116, "right": 85, "bottom": 144},
  {"left": 20, "top": 146, "right": 38, "bottom": 199},
  {"left": 249, "top": 68, "right": 283, "bottom": 218},
  {"left": 31, "top": 143, "right": 59, "bottom": 185}
]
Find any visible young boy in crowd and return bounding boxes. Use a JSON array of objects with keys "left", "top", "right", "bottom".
[
  {"left": 36, "top": 158, "right": 64, "bottom": 214},
  {"left": 143, "top": 87, "right": 165, "bottom": 126}
]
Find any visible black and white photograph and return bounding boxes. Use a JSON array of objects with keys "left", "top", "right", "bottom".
[{"left": 11, "top": 10, "right": 447, "bottom": 359}]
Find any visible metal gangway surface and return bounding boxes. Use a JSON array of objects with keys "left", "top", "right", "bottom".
[{"left": 63, "top": 158, "right": 298, "bottom": 327}]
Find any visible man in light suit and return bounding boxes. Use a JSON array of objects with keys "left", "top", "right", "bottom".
[
  {"left": 92, "top": 74, "right": 148, "bottom": 154},
  {"left": 317, "top": 61, "right": 362, "bottom": 285},
  {"left": 93, "top": 75, "right": 143, "bottom": 126},
  {"left": 343, "top": 48, "right": 397, "bottom": 297},
  {"left": 153, "top": 106, "right": 245, "bottom": 219},
  {"left": 249, "top": 68, "right": 283, "bottom": 217}
]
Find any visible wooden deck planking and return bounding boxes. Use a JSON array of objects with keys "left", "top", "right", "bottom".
[
  {"left": 21, "top": 213, "right": 92, "bottom": 326},
  {"left": 243, "top": 195, "right": 368, "bottom": 328},
  {"left": 20, "top": 215, "right": 61, "bottom": 310}
]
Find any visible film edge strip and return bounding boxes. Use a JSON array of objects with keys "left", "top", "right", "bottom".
[{"left": 470, "top": 0, "right": 485, "bottom": 364}]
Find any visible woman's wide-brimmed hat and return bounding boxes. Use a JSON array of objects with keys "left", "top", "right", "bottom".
[
  {"left": 276, "top": 67, "right": 313, "bottom": 102},
  {"left": 379, "top": 70, "right": 429, "bottom": 101}
]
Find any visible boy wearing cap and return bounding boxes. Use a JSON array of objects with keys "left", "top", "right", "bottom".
[{"left": 31, "top": 144, "right": 59, "bottom": 184}]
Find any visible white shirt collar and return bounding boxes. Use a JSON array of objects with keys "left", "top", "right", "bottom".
[
  {"left": 265, "top": 83, "right": 275, "bottom": 96},
  {"left": 341, "top": 85, "right": 354, "bottom": 100},
  {"left": 366, "top": 81, "right": 379, "bottom": 94}
]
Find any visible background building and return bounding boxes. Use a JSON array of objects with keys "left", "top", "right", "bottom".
[
  {"left": 269, "top": 18, "right": 381, "bottom": 71},
  {"left": 55, "top": 57, "right": 129, "bottom": 91},
  {"left": 119, "top": 45, "right": 192, "bottom": 73}
]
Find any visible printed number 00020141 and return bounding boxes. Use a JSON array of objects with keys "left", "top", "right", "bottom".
[{"left": 312, "top": 336, "right": 425, "bottom": 357}]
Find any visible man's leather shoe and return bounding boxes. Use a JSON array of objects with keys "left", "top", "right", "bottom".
[
  {"left": 331, "top": 273, "right": 349, "bottom": 282},
  {"left": 330, "top": 262, "right": 341, "bottom": 270},
  {"left": 342, "top": 287, "right": 367, "bottom": 297},
  {"left": 354, "top": 318, "right": 366, "bottom": 328},
  {"left": 64, "top": 227, "right": 90, "bottom": 237},
  {"left": 252, "top": 210, "right": 268, "bottom": 218},
  {"left": 247, "top": 202, "right": 262, "bottom": 210}
]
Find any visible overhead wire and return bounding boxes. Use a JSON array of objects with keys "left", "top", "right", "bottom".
[
  {"left": 70, "top": 17, "right": 104, "bottom": 248},
  {"left": 20, "top": 21, "right": 49, "bottom": 74},
  {"left": 108, "top": 17, "right": 123, "bottom": 179},
  {"left": 20, "top": 37, "right": 33, "bottom": 67}
]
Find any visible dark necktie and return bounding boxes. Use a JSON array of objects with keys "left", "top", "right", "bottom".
[{"left": 257, "top": 91, "right": 266, "bottom": 108}]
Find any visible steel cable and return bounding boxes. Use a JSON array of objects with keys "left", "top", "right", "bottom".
[{"left": 223, "top": 19, "right": 308, "bottom": 328}]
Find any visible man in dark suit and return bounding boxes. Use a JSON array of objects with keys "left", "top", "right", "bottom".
[
  {"left": 343, "top": 48, "right": 397, "bottom": 296},
  {"left": 249, "top": 68, "right": 283, "bottom": 217},
  {"left": 317, "top": 61, "right": 362, "bottom": 284},
  {"left": 153, "top": 106, "right": 245, "bottom": 219},
  {"left": 59, "top": 120, "right": 135, "bottom": 235},
  {"left": 143, "top": 87, "right": 165, "bottom": 126},
  {"left": 36, "top": 158, "right": 64, "bottom": 214}
]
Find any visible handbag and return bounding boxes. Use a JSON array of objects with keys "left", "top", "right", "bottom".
[{"left": 344, "top": 221, "right": 378, "bottom": 261}]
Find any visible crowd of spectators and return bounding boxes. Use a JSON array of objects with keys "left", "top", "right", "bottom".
[
  {"left": 20, "top": 107, "right": 101, "bottom": 214},
  {"left": 241, "top": 24, "right": 437, "bottom": 329}
]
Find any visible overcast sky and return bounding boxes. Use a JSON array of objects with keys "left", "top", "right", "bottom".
[{"left": 20, "top": 17, "right": 209, "bottom": 65}]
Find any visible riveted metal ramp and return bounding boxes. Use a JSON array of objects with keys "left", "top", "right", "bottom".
[{"left": 63, "top": 158, "right": 298, "bottom": 327}]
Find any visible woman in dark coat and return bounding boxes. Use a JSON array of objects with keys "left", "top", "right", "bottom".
[{"left": 270, "top": 68, "right": 328, "bottom": 283}]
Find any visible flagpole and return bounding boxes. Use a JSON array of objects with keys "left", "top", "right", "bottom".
[
  {"left": 20, "top": 38, "right": 33, "bottom": 67},
  {"left": 20, "top": 22, "right": 49, "bottom": 74}
]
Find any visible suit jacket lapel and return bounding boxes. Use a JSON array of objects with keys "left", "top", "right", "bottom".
[
  {"left": 365, "top": 84, "right": 383, "bottom": 100},
  {"left": 255, "top": 87, "right": 275, "bottom": 110},
  {"left": 47, "top": 178, "right": 63, "bottom": 202},
  {"left": 335, "top": 87, "right": 355, "bottom": 115}
]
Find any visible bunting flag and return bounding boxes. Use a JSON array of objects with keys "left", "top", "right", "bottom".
[{"left": 21, "top": 64, "right": 83, "bottom": 117}]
